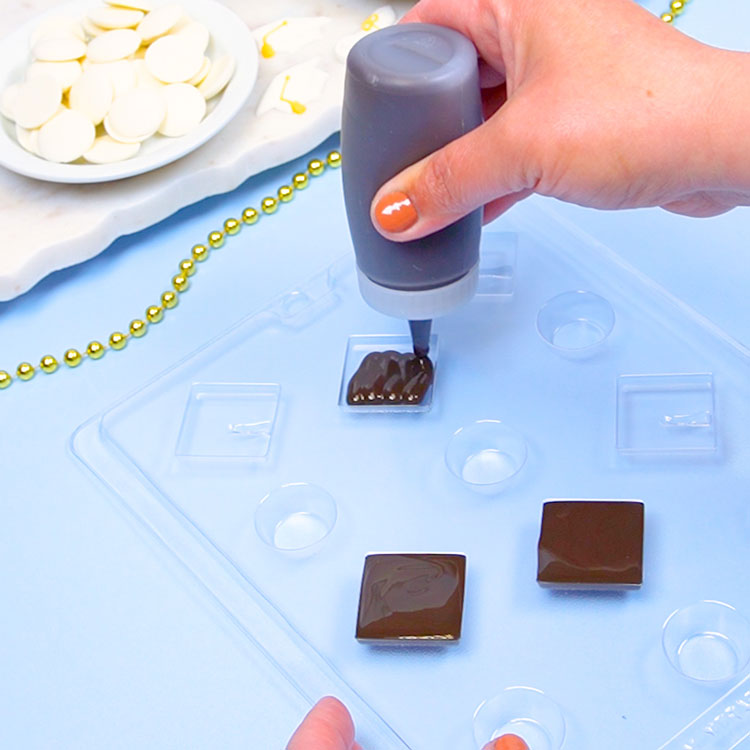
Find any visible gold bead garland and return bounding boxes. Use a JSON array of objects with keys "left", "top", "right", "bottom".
[
  {"left": 661, "top": 0, "right": 691, "bottom": 23},
  {"left": 0, "top": 151, "right": 342, "bottom": 391}
]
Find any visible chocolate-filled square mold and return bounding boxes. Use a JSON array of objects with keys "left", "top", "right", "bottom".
[
  {"left": 176, "top": 383, "right": 280, "bottom": 459},
  {"left": 537, "top": 500, "right": 644, "bottom": 590},
  {"left": 356, "top": 553, "right": 466, "bottom": 644},
  {"left": 339, "top": 335, "right": 438, "bottom": 413}
]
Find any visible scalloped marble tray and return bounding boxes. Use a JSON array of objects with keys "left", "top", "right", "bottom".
[{"left": 0, "top": 0, "right": 411, "bottom": 301}]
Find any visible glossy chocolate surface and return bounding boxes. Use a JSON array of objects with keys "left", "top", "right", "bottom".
[
  {"left": 537, "top": 500, "right": 645, "bottom": 589},
  {"left": 347, "top": 350, "right": 434, "bottom": 406},
  {"left": 356, "top": 553, "right": 466, "bottom": 644}
]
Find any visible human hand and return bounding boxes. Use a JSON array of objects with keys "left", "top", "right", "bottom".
[
  {"left": 285, "top": 696, "right": 529, "bottom": 750},
  {"left": 286, "top": 697, "right": 362, "bottom": 750},
  {"left": 371, "top": 0, "right": 750, "bottom": 241}
]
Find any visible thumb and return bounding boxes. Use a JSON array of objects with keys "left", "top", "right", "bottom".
[
  {"left": 286, "top": 697, "right": 359, "bottom": 750},
  {"left": 370, "top": 103, "right": 537, "bottom": 242}
]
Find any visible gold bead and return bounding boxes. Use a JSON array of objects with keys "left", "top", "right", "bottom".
[
  {"left": 208, "top": 230, "right": 225, "bottom": 249},
  {"left": 17, "top": 362, "right": 35, "bottom": 380},
  {"left": 173, "top": 273, "right": 190, "bottom": 292},
  {"left": 40, "top": 355, "right": 59, "bottom": 374},
  {"left": 224, "top": 217, "right": 241, "bottom": 235},
  {"left": 130, "top": 319, "right": 147, "bottom": 338},
  {"left": 327, "top": 150, "right": 342, "bottom": 168},
  {"left": 109, "top": 331, "right": 128, "bottom": 350},
  {"left": 0, "top": 370, "right": 11, "bottom": 389},
  {"left": 292, "top": 172, "right": 309, "bottom": 190},
  {"left": 661, "top": 12, "right": 674, "bottom": 22},
  {"left": 146, "top": 305, "right": 164, "bottom": 323},
  {"left": 242, "top": 207, "right": 259, "bottom": 225},
  {"left": 64, "top": 349, "right": 82, "bottom": 368},
  {"left": 278, "top": 185, "right": 294, "bottom": 203},
  {"left": 670, "top": 0, "right": 684, "bottom": 13},
  {"left": 161, "top": 290, "right": 178, "bottom": 309},
  {"left": 192, "top": 244, "right": 209, "bottom": 262},
  {"left": 308, "top": 158, "right": 325, "bottom": 176},
  {"left": 86, "top": 340, "right": 105, "bottom": 360},
  {"left": 261, "top": 196, "right": 279, "bottom": 214},
  {"left": 179, "top": 258, "right": 196, "bottom": 277}
]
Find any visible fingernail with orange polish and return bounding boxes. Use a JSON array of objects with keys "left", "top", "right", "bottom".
[
  {"left": 485, "top": 734, "right": 529, "bottom": 750},
  {"left": 374, "top": 191, "right": 418, "bottom": 233}
]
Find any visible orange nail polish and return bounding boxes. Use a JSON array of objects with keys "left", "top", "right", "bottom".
[
  {"left": 489, "top": 735, "right": 529, "bottom": 750},
  {"left": 374, "top": 191, "right": 418, "bottom": 233}
]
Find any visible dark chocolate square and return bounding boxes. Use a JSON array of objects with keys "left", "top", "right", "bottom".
[
  {"left": 537, "top": 500, "right": 644, "bottom": 589},
  {"left": 356, "top": 553, "right": 466, "bottom": 644}
]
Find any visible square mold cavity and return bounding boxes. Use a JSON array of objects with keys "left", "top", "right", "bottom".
[
  {"left": 616, "top": 373, "right": 716, "bottom": 455},
  {"left": 477, "top": 231, "right": 517, "bottom": 297},
  {"left": 338, "top": 334, "right": 438, "bottom": 414},
  {"left": 176, "top": 383, "right": 280, "bottom": 459}
]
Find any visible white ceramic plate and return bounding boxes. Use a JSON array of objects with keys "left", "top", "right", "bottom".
[{"left": 0, "top": 0, "right": 258, "bottom": 183}]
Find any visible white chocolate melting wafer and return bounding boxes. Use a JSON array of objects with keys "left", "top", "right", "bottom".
[
  {"left": 87, "top": 7, "right": 145, "bottom": 30},
  {"left": 1, "top": 84, "right": 21, "bottom": 121},
  {"left": 84, "top": 134, "right": 141, "bottom": 163},
  {"left": 31, "top": 18, "right": 86, "bottom": 46},
  {"left": 13, "top": 75, "right": 62, "bottom": 129},
  {"left": 85, "top": 60, "right": 137, "bottom": 98},
  {"left": 82, "top": 17, "right": 108, "bottom": 38},
  {"left": 145, "top": 35, "right": 203, "bottom": 83},
  {"left": 105, "top": 0, "right": 154, "bottom": 11},
  {"left": 105, "top": 86, "right": 165, "bottom": 142},
  {"left": 197, "top": 54, "right": 235, "bottom": 100},
  {"left": 171, "top": 19, "right": 209, "bottom": 53},
  {"left": 38, "top": 109, "right": 95, "bottom": 162},
  {"left": 159, "top": 82, "right": 206, "bottom": 137},
  {"left": 33, "top": 36, "right": 87, "bottom": 62},
  {"left": 69, "top": 67, "right": 113, "bottom": 125},
  {"left": 87, "top": 29, "right": 141, "bottom": 63},
  {"left": 187, "top": 56, "right": 210, "bottom": 86},
  {"left": 27, "top": 60, "right": 83, "bottom": 92},
  {"left": 137, "top": 4, "right": 184, "bottom": 44},
  {"left": 15, "top": 123, "right": 41, "bottom": 155}
]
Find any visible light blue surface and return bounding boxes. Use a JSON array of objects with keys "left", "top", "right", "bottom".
[{"left": 2, "top": 3, "right": 750, "bottom": 748}]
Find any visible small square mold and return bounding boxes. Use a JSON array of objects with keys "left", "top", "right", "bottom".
[
  {"left": 477, "top": 231, "right": 517, "bottom": 297},
  {"left": 616, "top": 373, "right": 716, "bottom": 455},
  {"left": 176, "top": 383, "right": 280, "bottom": 459},
  {"left": 338, "top": 334, "right": 438, "bottom": 414}
]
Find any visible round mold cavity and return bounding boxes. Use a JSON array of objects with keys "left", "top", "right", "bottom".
[
  {"left": 255, "top": 483, "right": 337, "bottom": 553},
  {"left": 445, "top": 420, "right": 527, "bottom": 494},
  {"left": 536, "top": 290, "right": 615, "bottom": 356},
  {"left": 662, "top": 600, "right": 750, "bottom": 683},
  {"left": 473, "top": 687, "right": 566, "bottom": 750}
]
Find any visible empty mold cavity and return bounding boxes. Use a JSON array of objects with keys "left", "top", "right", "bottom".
[
  {"left": 662, "top": 600, "right": 750, "bottom": 683},
  {"left": 477, "top": 231, "right": 517, "bottom": 297},
  {"left": 473, "top": 687, "right": 566, "bottom": 750},
  {"left": 445, "top": 420, "right": 527, "bottom": 494},
  {"left": 616, "top": 373, "right": 716, "bottom": 455},
  {"left": 537, "top": 290, "right": 615, "bottom": 356},
  {"left": 339, "top": 334, "right": 438, "bottom": 413},
  {"left": 176, "top": 383, "right": 280, "bottom": 459},
  {"left": 254, "top": 483, "right": 337, "bottom": 553}
]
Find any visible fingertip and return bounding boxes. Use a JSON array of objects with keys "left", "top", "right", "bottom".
[
  {"left": 481, "top": 734, "right": 530, "bottom": 750},
  {"left": 287, "top": 696, "right": 357, "bottom": 750}
]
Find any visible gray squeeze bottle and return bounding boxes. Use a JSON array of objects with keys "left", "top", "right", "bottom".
[{"left": 341, "top": 23, "right": 483, "bottom": 356}]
